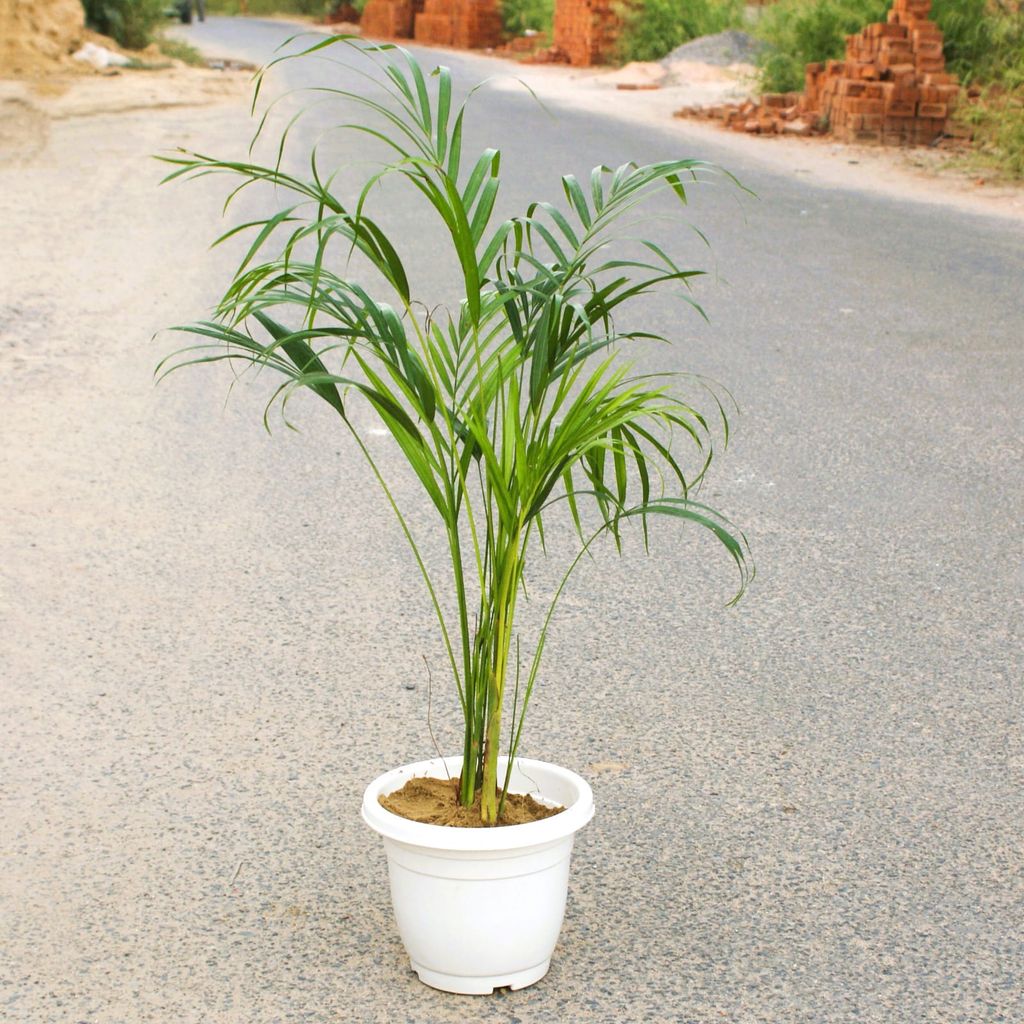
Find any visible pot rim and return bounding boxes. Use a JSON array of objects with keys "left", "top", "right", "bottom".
[{"left": 361, "top": 755, "right": 595, "bottom": 852}]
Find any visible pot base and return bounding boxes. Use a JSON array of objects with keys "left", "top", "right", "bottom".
[{"left": 412, "top": 958, "right": 550, "bottom": 995}]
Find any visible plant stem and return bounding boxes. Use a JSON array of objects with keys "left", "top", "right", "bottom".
[
  {"left": 479, "top": 528, "right": 520, "bottom": 823},
  {"left": 480, "top": 667, "right": 503, "bottom": 823},
  {"left": 460, "top": 725, "right": 479, "bottom": 805}
]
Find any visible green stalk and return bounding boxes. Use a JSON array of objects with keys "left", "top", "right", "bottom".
[
  {"left": 480, "top": 667, "right": 502, "bottom": 822},
  {"left": 480, "top": 529, "right": 520, "bottom": 823},
  {"left": 447, "top": 517, "right": 476, "bottom": 804}
]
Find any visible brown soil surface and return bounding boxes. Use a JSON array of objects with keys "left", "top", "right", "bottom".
[{"left": 379, "top": 776, "right": 564, "bottom": 827}]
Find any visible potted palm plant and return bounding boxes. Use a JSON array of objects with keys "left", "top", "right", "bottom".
[{"left": 160, "top": 37, "right": 752, "bottom": 994}]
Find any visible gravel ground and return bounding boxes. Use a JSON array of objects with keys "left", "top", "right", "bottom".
[
  {"left": 661, "top": 30, "right": 767, "bottom": 68},
  {"left": 1, "top": 20, "right": 1023, "bottom": 1024}
]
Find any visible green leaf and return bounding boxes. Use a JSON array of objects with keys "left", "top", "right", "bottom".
[
  {"left": 562, "top": 174, "right": 592, "bottom": 229},
  {"left": 434, "top": 65, "right": 452, "bottom": 163},
  {"left": 252, "top": 311, "right": 344, "bottom": 416}
]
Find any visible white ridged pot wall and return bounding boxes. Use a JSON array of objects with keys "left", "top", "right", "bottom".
[{"left": 362, "top": 756, "right": 595, "bottom": 995}]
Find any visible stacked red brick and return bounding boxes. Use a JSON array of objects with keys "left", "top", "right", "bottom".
[
  {"left": 450, "top": 0, "right": 503, "bottom": 48},
  {"left": 360, "top": 0, "right": 421, "bottom": 39},
  {"left": 806, "top": 0, "right": 958, "bottom": 144},
  {"left": 414, "top": 0, "right": 502, "bottom": 48},
  {"left": 414, "top": 0, "right": 454, "bottom": 44},
  {"left": 675, "top": 0, "right": 959, "bottom": 146},
  {"left": 552, "top": 0, "right": 625, "bottom": 67}
]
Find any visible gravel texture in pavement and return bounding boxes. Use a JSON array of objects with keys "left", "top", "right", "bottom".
[{"left": 1, "top": 19, "right": 1022, "bottom": 1024}]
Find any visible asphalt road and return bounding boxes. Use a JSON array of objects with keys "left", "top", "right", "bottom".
[{"left": 2, "top": 17, "right": 1022, "bottom": 1024}]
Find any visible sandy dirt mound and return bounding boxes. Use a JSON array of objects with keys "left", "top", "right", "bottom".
[
  {"left": 0, "top": 0, "right": 88, "bottom": 77},
  {"left": 662, "top": 59, "right": 755, "bottom": 86},
  {"left": 587, "top": 56, "right": 754, "bottom": 97},
  {"left": 600, "top": 60, "right": 668, "bottom": 89}
]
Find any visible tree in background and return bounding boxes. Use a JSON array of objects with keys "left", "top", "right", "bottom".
[
  {"left": 501, "top": 0, "right": 554, "bottom": 36},
  {"left": 81, "top": 0, "right": 165, "bottom": 48},
  {"left": 616, "top": 0, "right": 743, "bottom": 64}
]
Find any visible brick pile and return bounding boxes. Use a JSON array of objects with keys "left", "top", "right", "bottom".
[
  {"left": 709, "top": 92, "right": 814, "bottom": 136},
  {"left": 552, "top": 0, "right": 625, "bottom": 67},
  {"left": 452, "top": 0, "right": 503, "bottom": 49},
  {"left": 359, "top": 0, "right": 420, "bottom": 39},
  {"left": 807, "top": 0, "right": 959, "bottom": 144},
  {"left": 675, "top": 0, "right": 960, "bottom": 146},
  {"left": 414, "top": 0, "right": 502, "bottom": 48},
  {"left": 412, "top": 0, "right": 450, "bottom": 44}
]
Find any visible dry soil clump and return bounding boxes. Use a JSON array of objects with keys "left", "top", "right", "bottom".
[
  {"left": 380, "top": 776, "right": 564, "bottom": 827},
  {"left": 0, "top": 0, "right": 88, "bottom": 77}
]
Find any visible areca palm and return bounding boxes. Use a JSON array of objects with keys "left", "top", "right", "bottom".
[{"left": 159, "top": 37, "right": 753, "bottom": 824}]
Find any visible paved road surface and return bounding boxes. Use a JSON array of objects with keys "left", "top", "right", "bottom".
[{"left": 1, "top": 18, "right": 1021, "bottom": 1024}]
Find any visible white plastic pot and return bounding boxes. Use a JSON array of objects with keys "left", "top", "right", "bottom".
[{"left": 361, "top": 755, "right": 595, "bottom": 994}]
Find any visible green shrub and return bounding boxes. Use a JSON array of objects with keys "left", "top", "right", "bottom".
[
  {"left": 83, "top": 0, "right": 166, "bottom": 49},
  {"left": 752, "top": 0, "right": 887, "bottom": 93},
  {"left": 501, "top": 0, "right": 554, "bottom": 36},
  {"left": 933, "top": 0, "right": 1024, "bottom": 83},
  {"left": 936, "top": 2, "right": 1023, "bottom": 178},
  {"left": 158, "top": 34, "right": 206, "bottom": 65},
  {"left": 283, "top": 0, "right": 325, "bottom": 12},
  {"left": 616, "top": 0, "right": 743, "bottom": 64},
  {"left": 932, "top": 0, "right": 1000, "bottom": 81}
]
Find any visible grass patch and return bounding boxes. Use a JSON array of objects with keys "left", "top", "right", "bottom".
[
  {"left": 953, "top": 87, "right": 1024, "bottom": 180},
  {"left": 157, "top": 35, "right": 208, "bottom": 65},
  {"left": 945, "top": 2, "right": 1024, "bottom": 179}
]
